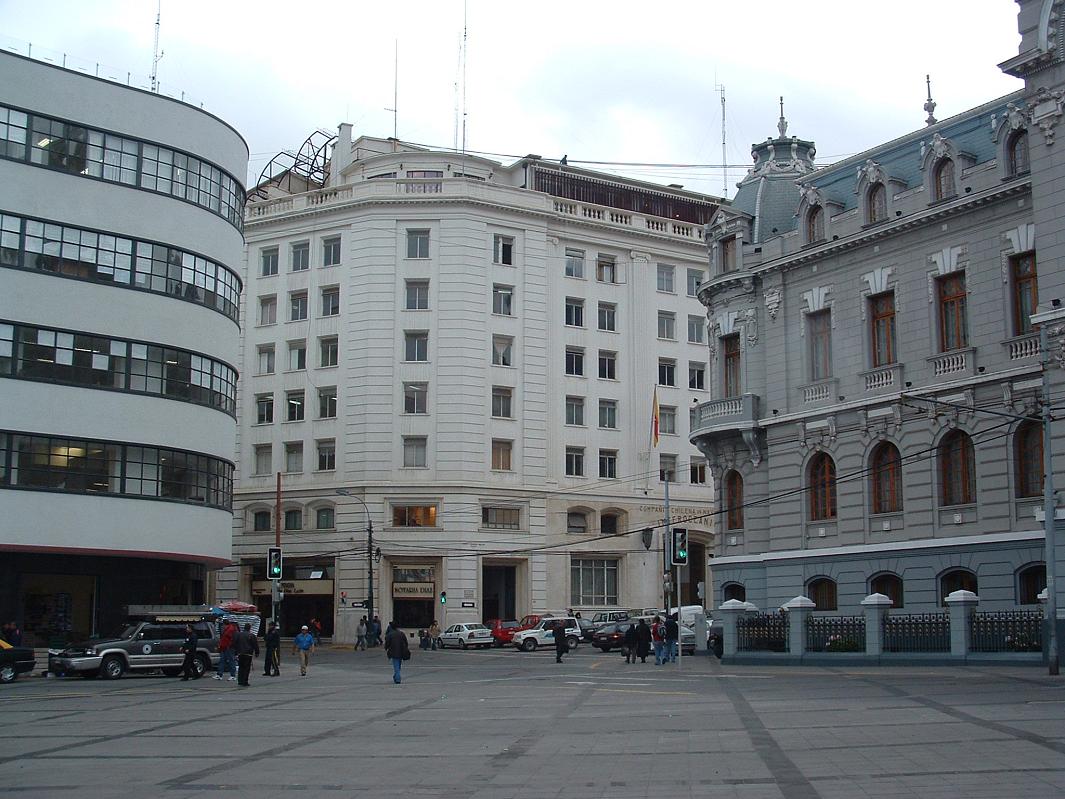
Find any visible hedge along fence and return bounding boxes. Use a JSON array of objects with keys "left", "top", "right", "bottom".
[{"left": 807, "top": 615, "right": 866, "bottom": 653}]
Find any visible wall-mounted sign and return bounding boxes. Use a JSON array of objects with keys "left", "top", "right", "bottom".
[
  {"left": 461, "top": 601, "right": 476, "bottom": 608},
  {"left": 392, "top": 582, "right": 435, "bottom": 599},
  {"left": 251, "top": 579, "right": 334, "bottom": 596}
]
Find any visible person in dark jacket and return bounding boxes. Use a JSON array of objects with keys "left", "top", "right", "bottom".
[
  {"left": 263, "top": 621, "right": 281, "bottom": 676},
  {"left": 553, "top": 619, "right": 568, "bottom": 664},
  {"left": 384, "top": 621, "right": 410, "bottom": 684},
  {"left": 234, "top": 623, "right": 260, "bottom": 686},
  {"left": 635, "top": 618, "right": 653, "bottom": 663},
  {"left": 180, "top": 624, "right": 199, "bottom": 681},
  {"left": 623, "top": 622, "right": 638, "bottom": 664},
  {"left": 664, "top": 615, "right": 679, "bottom": 664}
]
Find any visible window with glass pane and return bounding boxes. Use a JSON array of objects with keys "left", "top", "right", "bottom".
[
  {"left": 319, "top": 337, "right": 338, "bottom": 367},
  {"left": 659, "top": 454, "right": 677, "bottom": 482},
  {"left": 657, "top": 264, "right": 675, "bottom": 292},
  {"left": 493, "top": 285, "right": 513, "bottom": 315},
  {"left": 689, "top": 362, "right": 705, "bottom": 390},
  {"left": 690, "top": 457, "right": 706, "bottom": 485},
  {"left": 722, "top": 335, "right": 740, "bottom": 396},
  {"left": 318, "top": 387, "right": 337, "bottom": 418},
  {"left": 256, "top": 394, "right": 273, "bottom": 424},
  {"left": 806, "top": 206, "right": 824, "bottom": 242},
  {"left": 254, "top": 444, "right": 271, "bottom": 475},
  {"left": 253, "top": 509, "right": 271, "bottom": 531},
  {"left": 491, "top": 386, "right": 512, "bottom": 417},
  {"left": 598, "top": 302, "right": 616, "bottom": 331},
  {"left": 493, "top": 234, "right": 514, "bottom": 265},
  {"left": 870, "top": 442, "right": 902, "bottom": 514},
  {"left": 565, "top": 396, "right": 584, "bottom": 426},
  {"left": 261, "top": 247, "right": 278, "bottom": 276},
  {"left": 565, "top": 248, "right": 585, "bottom": 278},
  {"left": 482, "top": 507, "right": 520, "bottom": 529},
  {"left": 808, "top": 310, "right": 832, "bottom": 380},
  {"left": 407, "top": 229, "right": 430, "bottom": 258},
  {"left": 870, "top": 293, "right": 896, "bottom": 367},
  {"left": 660, "top": 406, "right": 676, "bottom": 435},
  {"left": 657, "top": 311, "right": 675, "bottom": 339},
  {"left": 317, "top": 440, "right": 335, "bottom": 471},
  {"left": 565, "top": 297, "right": 584, "bottom": 327},
  {"left": 567, "top": 512, "right": 588, "bottom": 535},
  {"left": 571, "top": 558, "right": 618, "bottom": 606},
  {"left": 599, "top": 399, "right": 617, "bottom": 429},
  {"left": 596, "top": 255, "right": 616, "bottom": 283},
  {"left": 286, "top": 391, "right": 305, "bottom": 422},
  {"left": 658, "top": 358, "right": 675, "bottom": 387},
  {"left": 725, "top": 470, "right": 743, "bottom": 528},
  {"left": 687, "top": 268, "right": 704, "bottom": 296},
  {"left": 1015, "top": 420, "right": 1043, "bottom": 498},
  {"left": 405, "top": 280, "right": 429, "bottom": 310},
  {"left": 259, "top": 297, "right": 276, "bottom": 325},
  {"left": 291, "top": 242, "right": 309, "bottom": 272},
  {"left": 290, "top": 292, "right": 308, "bottom": 321},
  {"left": 1009, "top": 131, "right": 1030, "bottom": 176},
  {"left": 257, "top": 346, "right": 275, "bottom": 375},
  {"left": 808, "top": 452, "right": 837, "bottom": 520},
  {"left": 565, "top": 347, "right": 584, "bottom": 376},
  {"left": 492, "top": 337, "right": 513, "bottom": 366},
  {"left": 1012, "top": 253, "right": 1038, "bottom": 336},
  {"left": 404, "top": 382, "right": 427, "bottom": 414},
  {"left": 321, "top": 287, "right": 339, "bottom": 317},
  {"left": 284, "top": 508, "right": 302, "bottom": 530},
  {"left": 491, "top": 439, "right": 512, "bottom": 470},
  {"left": 405, "top": 332, "right": 428, "bottom": 362},
  {"left": 687, "top": 315, "right": 705, "bottom": 344},
  {"left": 938, "top": 273, "right": 968, "bottom": 351},
  {"left": 598, "top": 350, "right": 616, "bottom": 380},
  {"left": 393, "top": 505, "right": 437, "bottom": 526},
  {"left": 721, "top": 237, "right": 736, "bottom": 272},
  {"left": 403, "top": 436, "right": 427, "bottom": 467},
  {"left": 870, "top": 573, "right": 903, "bottom": 608},
  {"left": 807, "top": 578, "right": 837, "bottom": 611},
  {"left": 316, "top": 506, "right": 335, "bottom": 529},
  {"left": 600, "top": 513, "right": 617, "bottom": 534},
  {"left": 284, "top": 442, "right": 303, "bottom": 473},
  {"left": 599, "top": 449, "right": 617, "bottom": 478},
  {"left": 1018, "top": 564, "right": 1046, "bottom": 605},
  {"left": 867, "top": 184, "right": 886, "bottom": 223},
  {"left": 322, "top": 237, "right": 341, "bottom": 266},
  {"left": 289, "top": 343, "right": 306, "bottom": 371},
  {"left": 565, "top": 447, "right": 584, "bottom": 477},
  {"left": 933, "top": 158, "right": 955, "bottom": 201}
]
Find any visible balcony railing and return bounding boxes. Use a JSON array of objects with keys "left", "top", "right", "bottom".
[
  {"left": 799, "top": 378, "right": 838, "bottom": 405},
  {"left": 927, "top": 348, "right": 974, "bottom": 379},
  {"left": 861, "top": 364, "right": 902, "bottom": 393},
  {"left": 690, "top": 393, "right": 760, "bottom": 435},
  {"left": 1004, "top": 333, "right": 1041, "bottom": 361}
]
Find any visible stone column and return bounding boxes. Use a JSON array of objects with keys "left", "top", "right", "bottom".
[
  {"left": 718, "top": 599, "right": 748, "bottom": 659},
  {"left": 945, "top": 589, "right": 979, "bottom": 658},
  {"left": 782, "top": 595, "right": 815, "bottom": 657},
  {"left": 861, "top": 592, "right": 893, "bottom": 657}
]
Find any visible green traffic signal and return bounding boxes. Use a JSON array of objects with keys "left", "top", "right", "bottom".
[
  {"left": 440, "top": 591, "right": 447, "bottom": 604},
  {"left": 267, "top": 547, "right": 283, "bottom": 579}
]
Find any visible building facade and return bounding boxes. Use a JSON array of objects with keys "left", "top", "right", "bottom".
[
  {"left": 220, "top": 131, "right": 719, "bottom": 637},
  {"left": 0, "top": 52, "right": 248, "bottom": 644},
  {"left": 692, "top": 2, "right": 1065, "bottom": 619}
]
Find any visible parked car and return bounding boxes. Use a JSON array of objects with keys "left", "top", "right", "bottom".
[
  {"left": 48, "top": 606, "right": 219, "bottom": 680},
  {"left": 438, "top": 623, "right": 494, "bottom": 649},
  {"left": 577, "top": 617, "right": 597, "bottom": 643},
  {"left": 512, "top": 618, "right": 581, "bottom": 652},
  {"left": 592, "top": 618, "right": 696, "bottom": 655},
  {"left": 484, "top": 619, "right": 520, "bottom": 647},
  {"left": 0, "top": 638, "right": 36, "bottom": 683},
  {"left": 589, "top": 610, "right": 631, "bottom": 625}
]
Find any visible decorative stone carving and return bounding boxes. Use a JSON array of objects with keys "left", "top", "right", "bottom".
[
  {"left": 930, "top": 132, "right": 950, "bottom": 159},
  {"left": 801, "top": 285, "right": 832, "bottom": 313},
  {"left": 742, "top": 430, "right": 763, "bottom": 467},
  {"left": 797, "top": 421, "right": 807, "bottom": 450},
  {"left": 798, "top": 183, "right": 822, "bottom": 207},
  {"left": 1002, "top": 382, "right": 1014, "bottom": 409},
  {"left": 991, "top": 103, "right": 1029, "bottom": 143},
  {"left": 857, "top": 409, "right": 869, "bottom": 440},
  {"left": 1004, "top": 223, "right": 1037, "bottom": 254},
  {"left": 1030, "top": 86, "right": 1065, "bottom": 146},
  {"left": 764, "top": 289, "right": 781, "bottom": 321},
  {"left": 857, "top": 159, "right": 884, "bottom": 187},
  {"left": 745, "top": 308, "right": 758, "bottom": 346},
  {"left": 862, "top": 266, "right": 894, "bottom": 295},
  {"left": 826, "top": 415, "right": 837, "bottom": 443},
  {"left": 928, "top": 245, "right": 968, "bottom": 275},
  {"left": 892, "top": 403, "right": 902, "bottom": 434}
]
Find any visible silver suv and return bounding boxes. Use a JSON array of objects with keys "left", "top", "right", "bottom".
[{"left": 512, "top": 617, "right": 581, "bottom": 652}]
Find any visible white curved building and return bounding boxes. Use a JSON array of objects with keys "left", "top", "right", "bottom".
[{"left": 0, "top": 52, "right": 247, "bottom": 644}]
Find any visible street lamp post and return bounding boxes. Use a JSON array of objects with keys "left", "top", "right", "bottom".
[{"left": 336, "top": 489, "right": 375, "bottom": 632}]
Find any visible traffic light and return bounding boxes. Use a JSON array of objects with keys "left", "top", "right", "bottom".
[
  {"left": 671, "top": 529, "right": 688, "bottom": 566},
  {"left": 440, "top": 591, "right": 447, "bottom": 605},
  {"left": 267, "top": 546, "right": 283, "bottom": 579}
]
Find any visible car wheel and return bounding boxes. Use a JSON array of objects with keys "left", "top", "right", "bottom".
[
  {"left": 100, "top": 655, "right": 125, "bottom": 680},
  {"left": 522, "top": 638, "right": 537, "bottom": 652},
  {"left": 0, "top": 665, "right": 15, "bottom": 684},
  {"left": 566, "top": 636, "right": 579, "bottom": 650},
  {"left": 438, "top": 639, "right": 446, "bottom": 649},
  {"left": 162, "top": 668, "right": 182, "bottom": 677},
  {"left": 460, "top": 640, "right": 468, "bottom": 650},
  {"left": 194, "top": 654, "right": 209, "bottom": 678}
]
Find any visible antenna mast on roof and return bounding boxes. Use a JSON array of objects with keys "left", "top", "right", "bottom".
[
  {"left": 150, "top": 0, "right": 164, "bottom": 93},
  {"left": 384, "top": 40, "right": 398, "bottom": 139},
  {"left": 461, "top": 0, "right": 469, "bottom": 156},
  {"left": 716, "top": 83, "right": 727, "bottom": 198}
]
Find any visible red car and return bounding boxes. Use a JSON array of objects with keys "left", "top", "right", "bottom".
[{"left": 484, "top": 618, "right": 520, "bottom": 647}]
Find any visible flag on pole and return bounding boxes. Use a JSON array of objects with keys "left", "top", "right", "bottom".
[{"left": 651, "top": 386, "right": 660, "bottom": 448}]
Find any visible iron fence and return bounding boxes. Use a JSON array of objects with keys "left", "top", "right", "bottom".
[
  {"left": 806, "top": 615, "right": 866, "bottom": 652},
  {"left": 737, "top": 611, "right": 789, "bottom": 652},
  {"left": 883, "top": 613, "right": 950, "bottom": 653},
  {"left": 970, "top": 610, "right": 1044, "bottom": 652}
]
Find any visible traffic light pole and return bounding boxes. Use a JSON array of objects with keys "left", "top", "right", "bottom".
[
  {"left": 336, "top": 489, "right": 375, "bottom": 635},
  {"left": 273, "top": 472, "right": 282, "bottom": 628}
]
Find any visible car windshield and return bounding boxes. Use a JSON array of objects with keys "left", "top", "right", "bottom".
[{"left": 501, "top": 621, "right": 518, "bottom": 629}]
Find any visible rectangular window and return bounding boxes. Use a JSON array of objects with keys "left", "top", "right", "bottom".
[
  {"left": 317, "top": 439, "right": 336, "bottom": 471},
  {"left": 1012, "top": 253, "right": 1038, "bottom": 336},
  {"left": 405, "top": 280, "right": 429, "bottom": 310},
  {"left": 321, "top": 287, "right": 340, "bottom": 317},
  {"left": 687, "top": 315, "right": 705, "bottom": 344},
  {"left": 938, "top": 273, "right": 968, "bottom": 351},
  {"left": 482, "top": 506, "right": 520, "bottom": 529},
  {"left": 404, "top": 382, "right": 427, "bottom": 414},
  {"left": 565, "top": 347, "right": 585, "bottom": 376},
  {"left": 258, "top": 297, "right": 277, "bottom": 326},
  {"left": 722, "top": 335, "right": 740, "bottom": 397},
  {"left": 318, "top": 387, "right": 337, "bottom": 419},
  {"left": 284, "top": 442, "right": 303, "bottom": 473},
  {"left": 565, "top": 248, "right": 585, "bottom": 278},
  {"left": 393, "top": 505, "right": 437, "bottom": 527},
  {"left": 493, "top": 234, "right": 514, "bottom": 265},
  {"left": 285, "top": 509, "right": 302, "bottom": 531},
  {"left": 492, "top": 386, "right": 512, "bottom": 418},
  {"left": 257, "top": 345, "right": 275, "bottom": 375},
  {"left": 493, "top": 284, "right": 514, "bottom": 316},
  {"left": 659, "top": 454, "right": 677, "bottom": 482},
  {"left": 260, "top": 247, "right": 279, "bottom": 276},
  {"left": 565, "top": 446, "right": 585, "bottom": 477},
  {"left": 687, "top": 268, "right": 704, "bottom": 296},
  {"left": 288, "top": 342, "right": 307, "bottom": 371},
  {"left": 599, "top": 399, "right": 617, "bottom": 429},
  {"left": 658, "top": 311, "right": 676, "bottom": 340},
  {"left": 254, "top": 444, "right": 271, "bottom": 476},
  {"left": 286, "top": 390, "right": 305, "bottom": 422},
  {"left": 689, "top": 362, "right": 706, "bottom": 390},
  {"left": 291, "top": 242, "right": 309, "bottom": 272},
  {"left": 405, "top": 331, "right": 428, "bottom": 362},
  {"left": 322, "top": 236, "right": 341, "bottom": 267},
  {"left": 571, "top": 558, "right": 618, "bottom": 606},
  {"left": 598, "top": 302, "right": 616, "bottom": 332},
  {"left": 657, "top": 264, "right": 675, "bottom": 292},
  {"left": 492, "top": 336, "right": 513, "bottom": 366},
  {"left": 403, "top": 436, "right": 427, "bottom": 468},
  {"left": 599, "top": 449, "right": 618, "bottom": 479},
  {"left": 406, "top": 229, "right": 430, "bottom": 259},
  {"left": 690, "top": 456, "right": 707, "bottom": 484},
  {"left": 658, "top": 358, "right": 676, "bottom": 387},
  {"left": 870, "top": 292, "right": 896, "bottom": 367},
  {"left": 317, "top": 507, "right": 335, "bottom": 529},
  {"left": 660, "top": 406, "right": 676, "bottom": 435},
  {"left": 598, "top": 350, "right": 616, "bottom": 380},
  {"left": 491, "top": 439, "right": 513, "bottom": 470},
  {"left": 721, "top": 237, "right": 736, "bottom": 272},
  {"left": 596, "top": 255, "right": 616, "bottom": 283},
  {"left": 565, "top": 396, "right": 585, "bottom": 426},
  {"left": 289, "top": 292, "right": 308, "bottom": 321},
  {"left": 319, "top": 336, "right": 338, "bottom": 367},
  {"left": 808, "top": 310, "right": 832, "bottom": 380},
  {"left": 256, "top": 394, "right": 274, "bottom": 424},
  {"left": 565, "top": 297, "right": 584, "bottom": 327}
]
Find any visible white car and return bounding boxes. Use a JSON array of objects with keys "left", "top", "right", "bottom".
[
  {"left": 439, "top": 623, "right": 494, "bottom": 649},
  {"left": 511, "top": 617, "right": 582, "bottom": 652}
]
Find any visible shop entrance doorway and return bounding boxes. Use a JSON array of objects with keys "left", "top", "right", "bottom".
[{"left": 482, "top": 564, "right": 516, "bottom": 622}]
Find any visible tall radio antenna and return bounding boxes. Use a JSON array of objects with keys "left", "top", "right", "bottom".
[
  {"left": 150, "top": 0, "right": 164, "bottom": 93},
  {"left": 384, "top": 40, "right": 398, "bottom": 139},
  {"left": 460, "top": 0, "right": 469, "bottom": 156},
  {"left": 716, "top": 83, "right": 727, "bottom": 198}
]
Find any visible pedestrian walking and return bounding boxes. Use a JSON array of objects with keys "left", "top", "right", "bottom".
[
  {"left": 293, "top": 625, "right": 315, "bottom": 676},
  {"left": 384, "top": 621, "right": 410, "bottom": 684},
  {"left": 234, "top": 623, "right": 259, "bottom": 686},
  {"left": 623, "top": 622, "right": 638, "bottom": 664},
  {"left": 214, "top": 620, "right": 237, "bottom": 681},
  {"left": 428, "top": 620, "right": 440, "bottom": 651},
  {"left": 263, "top": 621, "right": 281, "bottom": 676},
  {"left": 179, "top": 624, "right": 199, "bottom": 681},
  {"left": 371, "top": 616, "right": 382, "bottom": 647},
  {"left": 356, "top": 616, "right": 368, "bottom": 651},
  {"left": 310, "top": 617, "right": 322, "bottom": 645},
  {"left": 553, "top": 619, "right": 568, "bottom": 664},
  {"left": 635, "top": 618, "right": 652, "bottom": 663},
  {"left": 651, "top": 616, "right": 665, "bottom": 665},
  {"left": 664, "top": 614, "right": 679, "bottom": 664}
]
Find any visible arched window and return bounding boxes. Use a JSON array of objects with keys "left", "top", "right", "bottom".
[
  {"left": 867, "top": 183, "right": 886, "bottom": 223},
  {"left": 939, "top": 430, "right": 975, "bottom": 506},
  {"left": 806, "top": 205, "right": 825, "bottom": 243},
  {"left": 284, "top": 508, "right": 302, "bottom": 531},
  {"left": 725, "top": 470, "right": 744, "bottom": 530},
  {"left": 1017, "top": 563, "right": 1046, "bottom": 605},
  {"left": 252, "top": 510, "right": 271, "bottom": 532},
  {"left": 939, "top": 568, "right": 977, "bottom": 604},
  {"left": 601, "top": 513, "right": 619, "bottom": 535},
  {"left": 722, "top": 583, "right": 746, "bottom": 603},
  {"left": 315, "top": 507, "right": 335, "bottom": 530},
  {"left": 807, "top": 577, "right": 837, "bottom": 611},
  {"left": 1015, "top": 420, "right": 1044, "bottom": 499},
  {"left": 869, "top": 572, "right": 904, "bottom": 608},
  {"left": 933, "top": 158, "right": 955, "bottom": 201},
  {"left": 870, "top": 442, "right": 902, "bottom": 514},
  {"left": 1008, "top": 130, "right": 1030, "bottom": 176},
  {"left": 808, "top": 453, "right": 837, "bottom": 520},
  {"left": 567, "top": 511, "right": 588, "bottom": 535}
]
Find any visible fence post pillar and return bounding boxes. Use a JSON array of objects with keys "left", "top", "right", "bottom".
[
  {"left": 861, "top": 592, "right": 892, "bottom": 657},
  {"left": 945, "top": 589, "right": 979, "bottom": 658},
  {"left": 719, "top": 599, "right": 748, "bottom": 659},
  {"left": 783, "top": 595, "right": 815, "bottom": 657}
]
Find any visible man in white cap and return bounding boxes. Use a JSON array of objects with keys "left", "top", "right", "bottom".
[{"left": 292, "top": 624, "right": 316, "bottom": 676}]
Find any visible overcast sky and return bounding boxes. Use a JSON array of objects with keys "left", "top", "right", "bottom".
[{"left": 1, "top": 0, "right": 1023, "bottom": 197}]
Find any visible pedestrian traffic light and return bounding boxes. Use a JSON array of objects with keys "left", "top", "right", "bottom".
[
  {"left": 267, "top": 546, "right": 283, "bottom": 579},
  {"left": 671, "top": 529, "right": 688, "bottom": 566},
  {"left": 440, "top": 591, "right": 447, "bottom": 605}
]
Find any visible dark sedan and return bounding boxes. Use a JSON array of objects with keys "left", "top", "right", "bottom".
[{"left": 0, "top": 640, "right": 36, "bottom": 683}]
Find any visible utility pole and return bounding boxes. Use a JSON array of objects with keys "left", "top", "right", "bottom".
[
  {"left": 273, "top": 472, "right": 282, "bottom": 628},
  {"left": 336, "top": 489, "right": 375, "bottom": 632}
]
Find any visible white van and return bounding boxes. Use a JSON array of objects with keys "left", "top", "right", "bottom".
[{"left": 669, "top": 605, "right": 706, "bottom": 626}]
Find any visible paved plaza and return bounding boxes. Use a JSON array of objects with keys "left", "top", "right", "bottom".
[{"left": 4, "top": 645, "right": 1065, "bottom": 798}]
